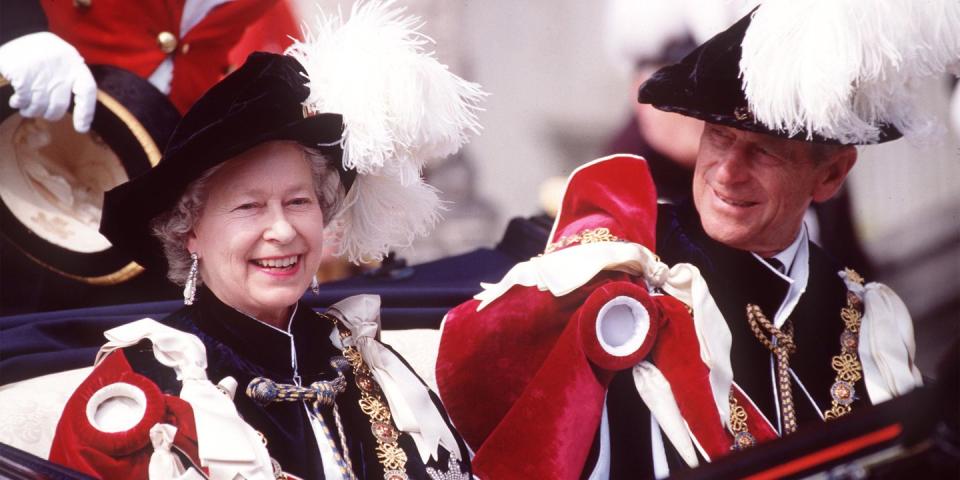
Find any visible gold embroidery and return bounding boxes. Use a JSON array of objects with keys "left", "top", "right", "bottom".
[
  {"left": 544, "top": 227, "right": 620, "bottom": 254},
  {"left": 841, "top": 295, "right": 863, "bottom": 332},
  {"left": 843, "top": 267, "right": 864, "bottom": 286},
  {"left": 830, "top": 354, "right": 863, "bottom": 383},
  {"left": 376, "top": 442, "right": 408, "bottom": 471},
  {"left": 728, "top": 391, "right": 756, "bottom": 450}
]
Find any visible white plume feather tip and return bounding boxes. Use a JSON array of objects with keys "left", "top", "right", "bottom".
[
  {"left": 740, "top": 0, "right": 960, "bottom": 144},
  {"left": 333, "top": 174, "right": 445, "bottom": 264},
  {"left": 286, "top": 0, "right": 486, "bottom": 176},
  {"left": 285, "top": 0, "right": 486, "bottom": 262}
]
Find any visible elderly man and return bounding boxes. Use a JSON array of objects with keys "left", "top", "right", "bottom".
[
  {"left": 596, "top": 7, "right": 934, "bottom": 479},
  {"left": 436, "top": 4, "right": 947, "bottom": 479}
]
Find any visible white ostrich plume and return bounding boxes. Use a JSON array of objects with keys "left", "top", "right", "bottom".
[
  {"left": 329, "top": 173, "right": 444, "bottom": 264},
  {"left": 286, "top": 0, "right": 486, "bottom": 180},
  {"left": 286, "top": 0, "right": 486, "bottom": 263},
  {"left": 741, "top": 0, "right": 960, "bottom": 144}
]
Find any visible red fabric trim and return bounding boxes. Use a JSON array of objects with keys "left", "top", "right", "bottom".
[
  {"left": 730, "top": 383, "right": 779, "bottom": 444},
  {"left": 437, "top": 272, "right": 638, "bottom": 452},
  {"left": 578, "top": 280, "right": 659, "bottom": 375},
  {"left": 165, "top": 395, "right": 203, "bottom": 474},
  {"left": 50, "top": 351, "right": 161, "bottom": 478},
  {"left": 438, "top": 272, "right": 734, "bottom": 479},
  {"left": 471, "top": 278, "right": 661, "bottom": 479},
  {"left": 650, "top": 296, "right": 733, "bottom": 459},
  {"left": 744, "top": 424, "right": 902, "bottom": 480},
  {"left": 435, "top": 156, "right": 732, "bottom": 476},
  {"left": 471, "top": 301, "right": 608, "bottom": 479},
  {"left": 549, "top": 156, "right": 658, "bottom": 252}
]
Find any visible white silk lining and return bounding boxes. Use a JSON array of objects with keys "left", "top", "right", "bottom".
[
  {"left": 632, "top": 362, "right": 701, "bottom": 467},
  {"left": 596, "top": 296, "right": 650, "bottom": 357},
  {"left": 86, "top": 382, "right": 146, "bottom": 433}
]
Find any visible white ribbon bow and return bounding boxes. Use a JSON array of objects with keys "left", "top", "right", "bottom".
[
  {"left": 472, "top": 241, "right": 733, "bottom": 426},
  {"left": 99, "top": 319, "right": 275, "bottom": 479},
  {"left": 632, "top": 362, "right": 703, "bottom": 467},
  {"left": 326, "top": 295, "right": 462, "bottom": 463},
  {"left": 147, "top": 423, "right": 206, "bottom": 480}
]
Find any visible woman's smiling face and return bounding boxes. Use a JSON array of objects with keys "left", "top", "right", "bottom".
[{"left": 187, "top": 141, "right": 325, "bottom": 327}]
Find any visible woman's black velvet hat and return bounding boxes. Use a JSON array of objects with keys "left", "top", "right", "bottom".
[
  {"left": 100, "top": 52, "right": 346, "bottom": 274},
  {"left": 637, "top": 11, "right": 902, "bottom": 145}
]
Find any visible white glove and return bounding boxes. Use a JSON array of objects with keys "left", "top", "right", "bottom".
[{"left": 0, "top": 32, "right": 97, "bottom": 133}]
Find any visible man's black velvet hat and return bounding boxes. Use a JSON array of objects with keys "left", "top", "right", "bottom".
[
  {"left": 100, "top": 52, "right": 346, "bottom": 274},
  {"left": 637, "top": 12, "right": 902, "bottom": 145},
  {"left": 1, "top": 65, "right": 180, "bottom": 286}
]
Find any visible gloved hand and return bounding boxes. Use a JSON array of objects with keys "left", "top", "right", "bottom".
[{"left": 0, "top": 32, "right": 97, "bottom": 133}]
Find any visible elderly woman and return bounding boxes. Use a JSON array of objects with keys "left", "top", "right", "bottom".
[{"left": 47, "top": 4, "right": 482, "bottom": 479}]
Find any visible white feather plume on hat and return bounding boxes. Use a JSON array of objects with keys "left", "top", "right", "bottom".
[
  {"left": 740, "top": 0, "right": 960, "bottom": 144},
  {"left": 285, "top": 0, "right": 486, "bottom": 263}
]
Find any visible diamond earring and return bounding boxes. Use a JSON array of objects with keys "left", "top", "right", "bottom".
[
  {"left": 311, "top": 274, "right": 320, "bottom": 296},
  {"left": 184, "top": 252, "right": 199, "bottom": 305}
]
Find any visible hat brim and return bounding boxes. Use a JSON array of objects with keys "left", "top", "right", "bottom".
[
  {"left": 637, "top": 11, "right": 902, "bottom": 146},
  {"left": 0, "top": 65, "right": 179, "bottom": 285}
]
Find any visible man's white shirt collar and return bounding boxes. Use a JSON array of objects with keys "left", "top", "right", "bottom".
[
  {"left": 756, "top": 225, "right": 805, "bottom": 277},
  {"left": 752, "top": 224, "right": 810, "bottom": 328}
]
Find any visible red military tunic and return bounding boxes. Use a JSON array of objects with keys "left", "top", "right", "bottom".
[{"left": 40, "top": 0, "right": 291, "bottom": 112}]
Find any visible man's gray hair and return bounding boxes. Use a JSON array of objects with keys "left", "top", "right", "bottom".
[
  {"left": 150, "top": 143, "right": 345, "bottom": 285},
  {"left": 808, "top": 142, "right": 855, "bottom": 166}
]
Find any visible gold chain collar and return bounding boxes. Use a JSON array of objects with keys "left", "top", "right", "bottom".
[
  {"left": 730, "top": 268, "right": 865, "bottom": 448},
  {"left": 321, "top": 312, "right": 410, "bottom": 480}
]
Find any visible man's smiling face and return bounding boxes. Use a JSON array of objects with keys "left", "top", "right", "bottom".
[{"left": 692, "top": 123, "right": 854, "bottom": 256}]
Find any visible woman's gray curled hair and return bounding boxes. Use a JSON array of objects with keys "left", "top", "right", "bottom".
[{"left": 150, "top": 143, "right": 345, "bottom": 285}]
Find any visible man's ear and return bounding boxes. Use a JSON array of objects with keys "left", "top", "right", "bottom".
[{"left": 812, "top": 146, "right": 857, "bottom": 203}]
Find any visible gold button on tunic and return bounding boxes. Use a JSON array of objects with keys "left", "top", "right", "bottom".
[{"left": 157, "top": 31, "right": 178, "bottom": 54}]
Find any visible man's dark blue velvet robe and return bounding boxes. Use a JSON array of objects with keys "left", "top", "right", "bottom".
[{"left": 591, "top": 201, "right": 870, "bottom": 478}]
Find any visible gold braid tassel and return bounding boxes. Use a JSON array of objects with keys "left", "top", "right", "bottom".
[
  {"left": 746, "top": 304, "right": 798, "bottom": 435},
  {"left": 734, "top": 270, "right": 866, "bottom": 441}
]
